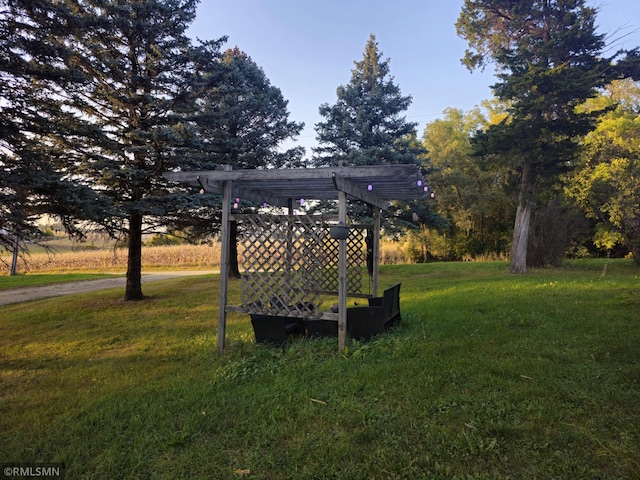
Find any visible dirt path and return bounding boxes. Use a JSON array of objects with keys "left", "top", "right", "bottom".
[{"left": 0, "top": 270, "right": 218, "bottom": 307}]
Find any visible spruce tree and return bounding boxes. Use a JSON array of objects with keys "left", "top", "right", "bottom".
[
  {"left": 0, "top": 0, "right": 109, "bottom": 271},
  {"left": 314, "top": 34, "right": 423, "bottom": 167},
  {"left": 168, "top": 46, "right": 305, "bottom": 277},
  {"left": 59, "top": 0, "right": 203, "bottom": 300},
  {"left": 193, "top": 47, "right": 305, "bottom": 170},
  {"left": 313, "top": 34, "right": 436, "bottom": 230}
]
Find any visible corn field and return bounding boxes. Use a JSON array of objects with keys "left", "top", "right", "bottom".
[
  {"left": 2, "top": 244, "right": 221, "bottom": 273},
  {"left": 1, "top": 240, "right": 408, "bottom": 274}
]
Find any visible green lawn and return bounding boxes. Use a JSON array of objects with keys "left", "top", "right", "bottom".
[
  {"left": 1, "top": 260, "right": 639, "bottom": 479},
  {"left": 0, "top": 273, "right": 119, "bottom": 290}
]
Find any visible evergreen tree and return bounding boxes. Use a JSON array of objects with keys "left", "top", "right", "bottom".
[
  {"left": 457, "top": 0, "right": 638, "bottom": 273},
  {"left": 194, "top": 47, "right": 305, "bottom": 170},
  {"left": 168, "top": 46, "right": 305, "bottom": 277},
  {"left": 314, "top": 34, "right": 422, "bottom": 167},
  {"left": 59, "top": 0, "right": 204, "bottom": 300},
  {"left": 0, "top": 0, "right": 109, "bottom": 272},
  {"left": 313, "top": 34, "right": 436, "bottom": 230}
]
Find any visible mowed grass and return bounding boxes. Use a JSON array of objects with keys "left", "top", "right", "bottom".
[
  {"left": 0, "top": 273, "right": 119, "bottom": 290},
  {"left": 0, "top": 260, "right": 639, "bottom": 479}
]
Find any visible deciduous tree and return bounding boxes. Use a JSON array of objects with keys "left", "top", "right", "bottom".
[
  {"left": 567, "top": 79, "right": 640, "bottom": 263},
  {"left": 422, "top": 107, "right": 513, "bottom": 259}
]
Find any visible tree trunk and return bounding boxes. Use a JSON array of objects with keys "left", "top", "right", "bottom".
[
  {"left": 229, "top": 220, "right": 241, "bottom": 278},
  {"left": 510, "top": 160, "right": 536, "bottom": 274},
  {"left": 10, "top": 233, "right": 19, "bottom": 276},
  {"left": 125, "top": 211, "right": 144, "bottom": 300}
]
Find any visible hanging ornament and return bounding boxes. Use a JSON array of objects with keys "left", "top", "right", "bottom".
[{"left": 367, "top": 184, "right": 373, "bottom": 191}]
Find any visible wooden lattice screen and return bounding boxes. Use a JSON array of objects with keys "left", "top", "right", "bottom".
[{"left": 236, "top": 214, "right": 365, "bottom": 319}]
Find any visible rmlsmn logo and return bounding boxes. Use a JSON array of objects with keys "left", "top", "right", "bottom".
[{"left": 1, "top": 464, "right": 65, "bottom": 479}]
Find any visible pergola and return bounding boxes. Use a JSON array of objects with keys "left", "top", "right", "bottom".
[{"left": 164, "top": 164, "right": 430, "bottom": 353}]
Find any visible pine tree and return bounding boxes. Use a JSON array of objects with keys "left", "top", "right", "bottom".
[{"left": 457, "top": 0, "right": 638, "bottom": 273}]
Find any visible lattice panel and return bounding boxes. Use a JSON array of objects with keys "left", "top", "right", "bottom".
[
  {"left": 237, "top": 214, "right": 364, "bottom": 319},
  {"left": 320, "top": 229, "right": 364, "bottom": 294}
]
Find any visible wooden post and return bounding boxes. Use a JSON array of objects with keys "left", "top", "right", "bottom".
[
  {"left": 338, "top": 190, "right": 347, "bottom": 351},
  {"left": 217, "top": 165, "right": 233, "bottom": 355},
  {"left": 285, "top": 198, "right": 294, "bottom": 303},
  {"left": 372, "top": 208, "right": 381, "bottom": 297}
]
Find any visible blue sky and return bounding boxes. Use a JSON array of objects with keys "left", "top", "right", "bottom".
[{"left": 188, "top": 0, "right": 640, "bottom": 157}]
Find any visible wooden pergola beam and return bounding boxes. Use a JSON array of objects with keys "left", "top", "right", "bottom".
[
  {"left": 164, "top": 165, "right": 429, "bottom": 204},
  {"left": 332, "top": 173, "right": 389, "bottom": 211}
]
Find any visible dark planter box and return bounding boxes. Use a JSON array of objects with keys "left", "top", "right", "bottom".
[
  {"left": 329, "top": 225, "right": 350, "bottom": 240},
  {"left": 250, "top": 314, "right": 305, "bottom": 345},
  {"left": 306, "top": 319, "right": 338, "bottom": 338}
]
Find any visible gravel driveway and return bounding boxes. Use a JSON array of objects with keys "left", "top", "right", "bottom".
[{"left": 0, "top": 270, "right": 218, "bottom": 306}]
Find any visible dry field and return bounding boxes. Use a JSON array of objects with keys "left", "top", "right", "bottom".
[
  {"left": 2, "top": 241, "right": 407, "bottom": 274},
  {"left": 2, "top": 244, "right": 221, "bottom": 273}
]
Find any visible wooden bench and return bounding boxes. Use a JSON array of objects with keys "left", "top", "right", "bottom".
[{"left": 346, "top": 283, "right": 401, "bottom": 340}]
